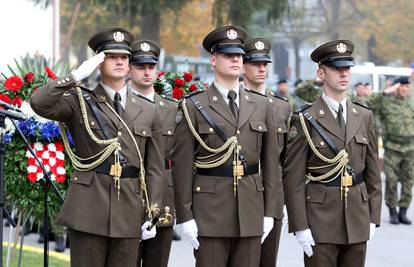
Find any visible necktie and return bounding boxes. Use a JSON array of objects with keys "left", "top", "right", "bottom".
[
  {"left": 114, "top": 92, "right": 124, "bottom": 115},
  {"left": 337, "top": 103, "right": 345, "bottom": 132},
  {"left": 227, "top": 90, "right": 239, "bottom": 122}
]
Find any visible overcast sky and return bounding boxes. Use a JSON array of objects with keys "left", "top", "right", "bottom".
[{"left": 1, "top": 0, "right": 55, "bottom": 74}]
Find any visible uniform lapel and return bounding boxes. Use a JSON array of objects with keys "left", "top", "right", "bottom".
[
  {"left": 207, "top": 85, "right": 237, "bottom": 127},
  {"left": 119, "top": 87, "right": 143, "bottom": 129},
  {"left": 313, "top": 97, "right": 345, "bottom": 141},
  {"left": 238, "top": 89, "right": 256, "bottom": 129},
  {"left": 93, "top": 84, "right": 120, "bottom": 127},
  {"left": 345, "top": 100, "right": 362, "bottom": 144}
]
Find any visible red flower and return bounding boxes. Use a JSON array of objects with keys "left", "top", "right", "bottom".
[
  {"left": 172, "top": 87, "right": 184, "bottom": 100},
  {"left": 189, "top": 83, "right": 197, "bottom": 92},
  {"left": 11, "top": 96, "right": 22, "bottom": 107},
  {"left": 0, "top": 94, "right": 11, "bottom": 104},
  {"left": 24, "top": 72, "right": 35, "bottom": 83},
  {"left": 184, "top": 72, "right": 193, "bottom": 82},
  {"left": 45, "top": 66, "right": 57, "bottom": 80},
  {"left": 4, "top": 76, "right": 24, "bottom": 92},
  {"left": 157, "top": 71, "right": 165, "bottom": 78},
  {"left": 174, "top": 78, "right": 185, "bottom": 87}
]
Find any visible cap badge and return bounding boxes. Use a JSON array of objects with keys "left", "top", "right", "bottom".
[
  {"left": 336, "top": 43, "right": 347, "bottom": 54},
  {"left": 226, "top": 29, "right": 238, "bottom": 40},
  {"left": 255, "top": 41, "right": 265, "bottom": 50},
  {"left": 113, "top": 31, "right": 125, "bottom": 42},
  {"left": 141, "top": 42, "right": 151, "bottom": 52}
]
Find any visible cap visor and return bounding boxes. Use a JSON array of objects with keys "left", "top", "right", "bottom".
[
  {"left": 103, "top": 49, "right": 131, "bottom": 55},
  {"left": 244, "top": 57, "right": 272, "bottom": 63},
  {"left": 130, "top": 59, "right": 158, "bottom": 65},
  {"left": 325, "top": 60, "right": 354, "bottom": 68},
  {"left": 216, "top": 47, "right": 245, "bottom": 54}
]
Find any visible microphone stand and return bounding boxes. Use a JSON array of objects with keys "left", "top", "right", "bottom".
[
  {"left": 10, "top": 117, "right": 64, "bottom": 267},
  {"left": 0, "top": 115, "right": 17, "bottom": 267}
]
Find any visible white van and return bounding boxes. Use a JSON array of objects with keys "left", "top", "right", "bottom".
[{"left": 351, "top": 63, "right": 412, "bottom": 92}]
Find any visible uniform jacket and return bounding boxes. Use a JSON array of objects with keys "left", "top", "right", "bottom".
[
  {"left": 283, "top": 97, "right": 382, "bottom": 244},
  {"left": 30, "top": 75, "right": 165, "bottom": 238},
  {"left": 268, "top": 92, "right": 292, "bottom": 219},
  {"left": 172, "top": 85, "right": 280, "bottom": 237},
  {"left": 154, "top": 93, "right": 178, "bottom": 227}
]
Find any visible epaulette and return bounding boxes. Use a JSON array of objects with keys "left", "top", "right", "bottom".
[
  {"left": 63, "top": 86, "right": 92, "bottom": 97},
  {"left": 160, "top": 94, "right": 178, "bottom": 103},
  {"left": 352, "top": 99, "right": 371, "bottom": 110},
  {"left": 244, "top": 88, "right": 267, "bottom": 97},
  {"left": 269, "top": 91, "right": 288, "bottom": 102},
  {"left": 131, "top": 89, "right": 155, "bottom": 103},
  {"left": 185, "top": 90, "right": 204, "bottom": 99},
  {"left": 294, "top": 103, "right": 312, "bottom": 114}
]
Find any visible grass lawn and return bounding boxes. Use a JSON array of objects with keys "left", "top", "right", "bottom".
[{"left": 2, "top": 245, "right": 69, "bottom": 267}]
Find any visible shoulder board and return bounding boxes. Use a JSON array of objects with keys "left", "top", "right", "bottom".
[
  {"left": 352, "top": 99, "right": 371, "bottom": 110},
  {"left": 244, "top": 88, "right": 267, "bottom": 97},
  {"left": 185, "top": 90, "right": 204, "bottom": 99},
  {"left": 294, "top": 103, "right": 312, "bottom": 114},
  {"left": 160, "top": 94, "right": 178, "bottom": 103},
  {"left": 269, "top": 91, "right": 288, "bottom": 102}
]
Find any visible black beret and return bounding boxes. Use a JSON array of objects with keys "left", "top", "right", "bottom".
[
  {"left": 394, "top": 76, "right": 410, "bottom": 85},
  {"left": 88, "top": 27, "right": 133, "bottom": 55}
]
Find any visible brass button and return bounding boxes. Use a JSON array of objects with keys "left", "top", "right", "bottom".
[
  {"left": 258, "top": 126, "right": 263, "bottom": 130},
  {"left": 167, "top": 130, "right": 172, "bottom": 135},
  {"left": 90, "top": 121, "right": 95, "bottom": 126},
  {"left": 209, "top": 128, "right": 214, "bottom": 133},
  {"left": 352, "top": 108, "right": 357, "bottom": 114},
  {"left": 236, "top": 130, "right": 240, "bottom": 135},
  {"left": 319, "top": 110, "right": 324, "bottom": 115},
  {"left": 132, "top": 98, "right": 136, "bottom": 103},
  {"left": 320, "top": 141, "right": 325, "bottom": 146},
  {"left": 278, "top": 127, "right": 282, "bottom": 132},
  {"left": 61, "top": 79, "right": 66, "bottom": 83},
  {"left": 245, "top": 95, "right": 249, "bottom": 100},
  {"left": 117, "top": 131, "right": 122, "bottom": 137},
  {"left": 143, "top": 130, "right": 146, "bottom": 135},
  {"left": 362, "top": 138, "right": 366, "bottom": 142},
  {"left": 74, "top": 176, "right": 78, "bottom": 181},
  {"left": 160, "top": 101, "right": 164, "bottom": 106},
  {"left": 269, "top": 98, "right": 273, "bottom": 103},
  {"left": 196, "top": 187, "right": 201, "bottom": 192},
  {"left": 57, "top": 81, "right": 61, "bottom": 85},
  {"left": 306, "top": 196, "right": 310, "bottom": 200},
  {"left": 66, "top": 77, "right": 71, "bottom": 81}
]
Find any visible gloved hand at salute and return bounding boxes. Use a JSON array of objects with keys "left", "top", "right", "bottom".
[
  {"left": 295, "top": 228, "right": 315, "bottom": 257},
  {"left": 141, "top": 221, "right": 157, "bottom": 240},
  {"left": 180, "top": 219, "right": 200, "bottom": 250},
  {"left": 71, "top": 51, "right": 105, "bottom": 82},
  {"left": 261, "top": 216, "right": 274, "bottom": 243}
]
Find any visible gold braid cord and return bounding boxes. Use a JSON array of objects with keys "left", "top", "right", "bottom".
[
  {"left": 298, "top": 113, "right": 348, "bottom": 183},
  {"left": 182, "top": 98, "right": 242, "bottom": 195},
  {"left": 59, "top": 87, "right": 155, "bottom": 220}
]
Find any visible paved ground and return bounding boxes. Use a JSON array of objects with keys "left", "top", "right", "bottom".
[{"left": 2, "top": 177, "right": 413, "bottom": 267}]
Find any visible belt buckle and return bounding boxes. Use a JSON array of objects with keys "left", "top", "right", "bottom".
[
  {"left": 341, "top": 175, "right": 353, "bottom": 187},
  {"left": 233, "top": 161, "right": 244, "bottom": 177},
  {"left": 110, "top": 163, "right": 123, "bottom": 177}
]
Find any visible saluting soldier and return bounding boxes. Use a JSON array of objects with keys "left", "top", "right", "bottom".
[
  {"left": 172, "top": 26, "right": 280, "bottom": 267},
  {"left": 283, "top": 40, "right": 382, "bottom": 267},
  {"left": 30, "top": 28, "right": 165, "bottom": 267},
  {"left": 128, "top": 39, "right": 177, "bottom": 267},
  {"left": 242, "top": 37, "right": 291, "bottom": 267}
]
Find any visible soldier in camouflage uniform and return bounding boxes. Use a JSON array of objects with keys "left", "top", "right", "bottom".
[{"left": 366, "top": 76, "right": 413, "bottom": 225}]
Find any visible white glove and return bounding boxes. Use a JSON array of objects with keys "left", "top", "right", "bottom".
[
  {"left": 180, "top": 219, "right": 200, "bottom": 250},
  {"left": 71, "top": 52, "right": 105, "bottom": 82},
  {"left": 282, "top": 205, "right": 288, "bottom": 231},
  {"left": 295, "top": 228, "right": 315, "bottom": 257},
  {"left": 369, "top": 223, "right": 376, "bottom": 240},
  {"left": 141, "top": 221, "right": 156, "bottom": 240},
  {"left": 261, "top": 217, "right": 274, "bottom": 243}
]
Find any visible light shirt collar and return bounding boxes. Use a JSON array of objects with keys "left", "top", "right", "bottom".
[
  {"left": 258, "top": 87, "right": 266, "bottom": 95},
  {"left": 214, "top": 80, "right": 240, "bottom": 107},
  {"left": 137, "top": 90, "right": 155, "bottom": 102},
  {"left": 322, "top": 92, "right": 347, "bottom": 123},
  {"left": 101, "top": 82, "right": 127, "bottom": 109}
]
